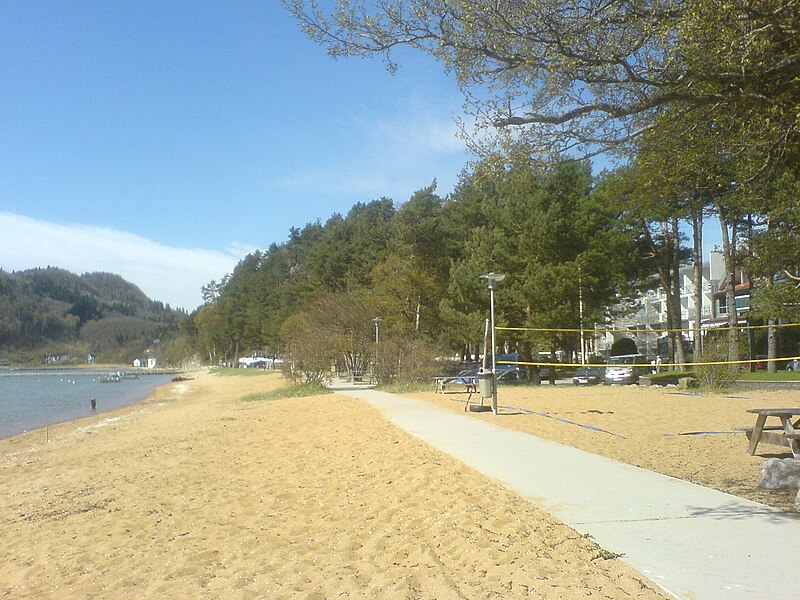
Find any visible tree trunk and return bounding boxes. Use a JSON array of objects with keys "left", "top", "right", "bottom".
[
  {"left": 642, "top": 219, "right": 678, "bottom": 367},
  {"left": 767, "top": 317, "right": 778, "bottom": 373},
  {"left": 766, "top": 272, "right": 778, "bottom": 373},
  {"left": 765, "top": 217, "right": 778, "bottom": 373},
  {"left": 716, "top": 201, "right": 739, "bottom": 362},
  {"left": 671, "top": 217, "right": 686, "bottom": 369},
  {"left": 692, "top": 209, "right": 704, "bottom": 358}
]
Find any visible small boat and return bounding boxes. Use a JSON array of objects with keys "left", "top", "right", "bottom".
[
  {"left": 117, "top": 371, "right": 139, "bottom": 380},
  {"left": 100, "top": 373, "right": 121, "bottom": 383}
]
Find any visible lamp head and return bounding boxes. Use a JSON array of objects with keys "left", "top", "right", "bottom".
[{"left": 479, "top": 272, "right": 506, "bottom": 289}]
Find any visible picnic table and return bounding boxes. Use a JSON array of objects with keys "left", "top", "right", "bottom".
[
  {"left": 745, "top": 408, "right": 800, "bottom": 458},
  {"left": 435, "top": 376, "right": 477, "bottom": 396}
]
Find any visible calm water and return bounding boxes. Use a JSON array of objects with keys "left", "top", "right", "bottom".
[{"left": 0, "top": 370, "right": 174, "bottom": 439}]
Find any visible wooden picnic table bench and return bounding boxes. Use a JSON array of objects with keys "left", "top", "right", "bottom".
[
  {"left": 435, "top": 377, "right": 477, "bottom": 395},
  {"left": 744, "top": 408, "right": 800, "bottom": 458}
]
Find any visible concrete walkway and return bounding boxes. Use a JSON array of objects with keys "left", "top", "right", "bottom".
[{"left": 331, "top": 382, "right": 800, "bottom": 600}]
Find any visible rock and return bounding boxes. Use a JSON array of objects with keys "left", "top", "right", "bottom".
[
  {"left": 758, "top": 458, "right": 800, "bottom": 490},
  {"left": 678, "top": 377, "right": 697, "bottom": 389}
]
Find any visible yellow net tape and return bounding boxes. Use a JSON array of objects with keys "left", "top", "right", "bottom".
[
  {"left": 497, "top": 323, "right": 800, "bottom": 334},
  {"left": 498, "top": 356, "right": 800, "bottom": 369}
]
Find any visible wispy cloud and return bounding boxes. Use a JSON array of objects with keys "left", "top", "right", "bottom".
[
  {"left": 0, "top": 212, "right": 244, "bottom": 311},
  {"left": 272, "top": 94, "right": 472, "bottom": 205}
]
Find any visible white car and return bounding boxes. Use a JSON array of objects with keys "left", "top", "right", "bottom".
[{"left": 604, "top": 354, "right": 649, "bottom": 384}]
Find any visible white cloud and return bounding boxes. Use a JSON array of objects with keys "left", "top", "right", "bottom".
[
  {"left": 273, "top": 100, "right": 472, "bottom": 206},
  {"left": 0, "top": 212, "right": 243, "bottom": 311}
]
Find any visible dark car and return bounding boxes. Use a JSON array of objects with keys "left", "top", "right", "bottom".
[
  {"left": 447, "top": 368, "right": 480, "bottom": 385},
  {"left": 497, "top": 366, "right": 541, "bottom": 385},
  {"left": 572, "top": 366, "right": 603, "bottom": 386}
]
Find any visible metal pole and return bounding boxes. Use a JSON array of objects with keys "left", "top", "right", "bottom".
[
  {"left": 490, "top": 285, "right": 498, "bottom": 414},
  {"left": 578, "top": 274, "right": 585, "bottom": 365},
  {"left": 479, "top": 272, "right": 505, "bottom": 415},
  {"left": 373, "top": 317, "right": 382, "bottom": 383}
]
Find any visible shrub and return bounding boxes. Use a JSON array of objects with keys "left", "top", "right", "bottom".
[
  {"left": 694, "top": 339, "right": 741, "bottom": 389},
  {"left": 374, "top": 336, "right": 440, "bottom": 385}
]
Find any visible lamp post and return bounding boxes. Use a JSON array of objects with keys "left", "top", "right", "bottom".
[
  {"left": 372, "top": 317, "right": 382, "bottom": 383},
  {"left": 578, "top": 271, "right": 586, "bottom": 365},
  {"left": 479, "top": 272, "right": 505, "bottom": 414}
]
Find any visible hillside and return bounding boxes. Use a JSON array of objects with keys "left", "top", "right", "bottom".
[{"left": 0, "top": 267, "right": 185, "bottom": 365}]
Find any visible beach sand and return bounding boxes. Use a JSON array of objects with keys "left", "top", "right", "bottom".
[{"left": 1, "top": 371, "right": 796, "bottom": 598}]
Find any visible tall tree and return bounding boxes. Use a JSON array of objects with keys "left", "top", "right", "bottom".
[{"left": 441, "top": 156, "right": 644, "bottom": 361}]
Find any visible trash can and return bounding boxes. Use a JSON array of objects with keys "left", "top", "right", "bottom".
[{"left": 477, "top": 367, "right": 493, "bottom": 399}]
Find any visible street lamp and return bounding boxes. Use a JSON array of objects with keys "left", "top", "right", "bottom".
[
  {"left": 372, "top": 317, "right": 382, "bottom": 383},
  {"left": 479, "top": 272, "right": 505, "bottom": 414}
]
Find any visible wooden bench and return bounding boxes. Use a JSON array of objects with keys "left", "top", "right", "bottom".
[{"left": 435, "top": 377, "right": 477, "bottom": 396}]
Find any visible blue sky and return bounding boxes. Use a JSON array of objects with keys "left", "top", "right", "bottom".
[
  {"left": 1, "top": 2, "right": 471, "bottom": 310},
  {"left": 1, "top": 2, "right": 723, "bottom": 312}
]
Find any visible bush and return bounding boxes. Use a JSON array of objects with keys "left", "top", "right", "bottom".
[
  {"left": 374, "top": 336, "right": 440, "bottom": 386},
  {"left": 694, "top": 339, "right": 741, "bottom": 389}
]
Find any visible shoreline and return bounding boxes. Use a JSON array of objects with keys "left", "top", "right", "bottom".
[
  {"left": 0, "top": 366, "right": 184, "bottom": 376},
  {"left": 0, "top": 369, "right": 187, "bottom": 442}
]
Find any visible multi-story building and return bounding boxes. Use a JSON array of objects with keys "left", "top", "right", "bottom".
[{"left": 592, "top": 251, "right": 751, "bottom": 359}]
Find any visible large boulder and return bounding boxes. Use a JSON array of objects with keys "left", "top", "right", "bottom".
[{"left": 758, "top": 458, "right": 800, "bottom": 490}]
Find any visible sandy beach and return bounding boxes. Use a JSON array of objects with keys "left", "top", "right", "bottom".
[{"left": 1, "top": 371, "right": 796, "bottom": 598}]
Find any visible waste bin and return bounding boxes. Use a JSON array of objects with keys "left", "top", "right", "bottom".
[{"left": 477, "top": 367, "right": 493, "bottom": 399}]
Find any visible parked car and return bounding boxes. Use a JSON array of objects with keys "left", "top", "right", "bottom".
[
  {"left": 446, "top": 368, "right": 480, "bottom": 385},
  {"left": 787, "top": 359, "right": 800, "bottom": 372},
  {"left": 572, "top": 366, "right": 603, "bottom": 386},
  {"left": 497, "top": 366, "right": 541, "bottom": 385},
  {"left": 604, "top": 354, "right": 650, "bottom": 384}
]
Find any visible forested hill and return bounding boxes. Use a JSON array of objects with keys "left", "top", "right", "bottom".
[{"left": 0, "top": 266, "right": 185, "bottom": 364}]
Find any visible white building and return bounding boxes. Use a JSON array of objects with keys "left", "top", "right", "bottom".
[{"left": 594, "top": 251, "right": 734, "bottom": 358}]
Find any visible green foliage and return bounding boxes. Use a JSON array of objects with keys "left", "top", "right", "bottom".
[
  {"left": 0, "top": 267, "right": 184, "bottom": 364},
  {"left": 280, "top": 306, "right": 339, "bottom": 385},
  {"left": 288, "top": 0, "right": 800, "bottom": 161},
  {"left": 211, "top": 367, "right": 277, "bottom": 377},
  {"left": 737, "top": 371, "right": 800, "bottom": 382},
  {"left": 379, "top": 381, "right": 433, "bottom": 394},
  {"left": 374, "top": 336, "right": 440, "bottom": 385},
  {"left": 694, "top": 339, "right": 742, "bottom": 389},
  {"left": 240, "top": 382, "right": 332, "bottom": 402},
  {"left": 438, "top": 157, "right": 642, "bottom": 359}
]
